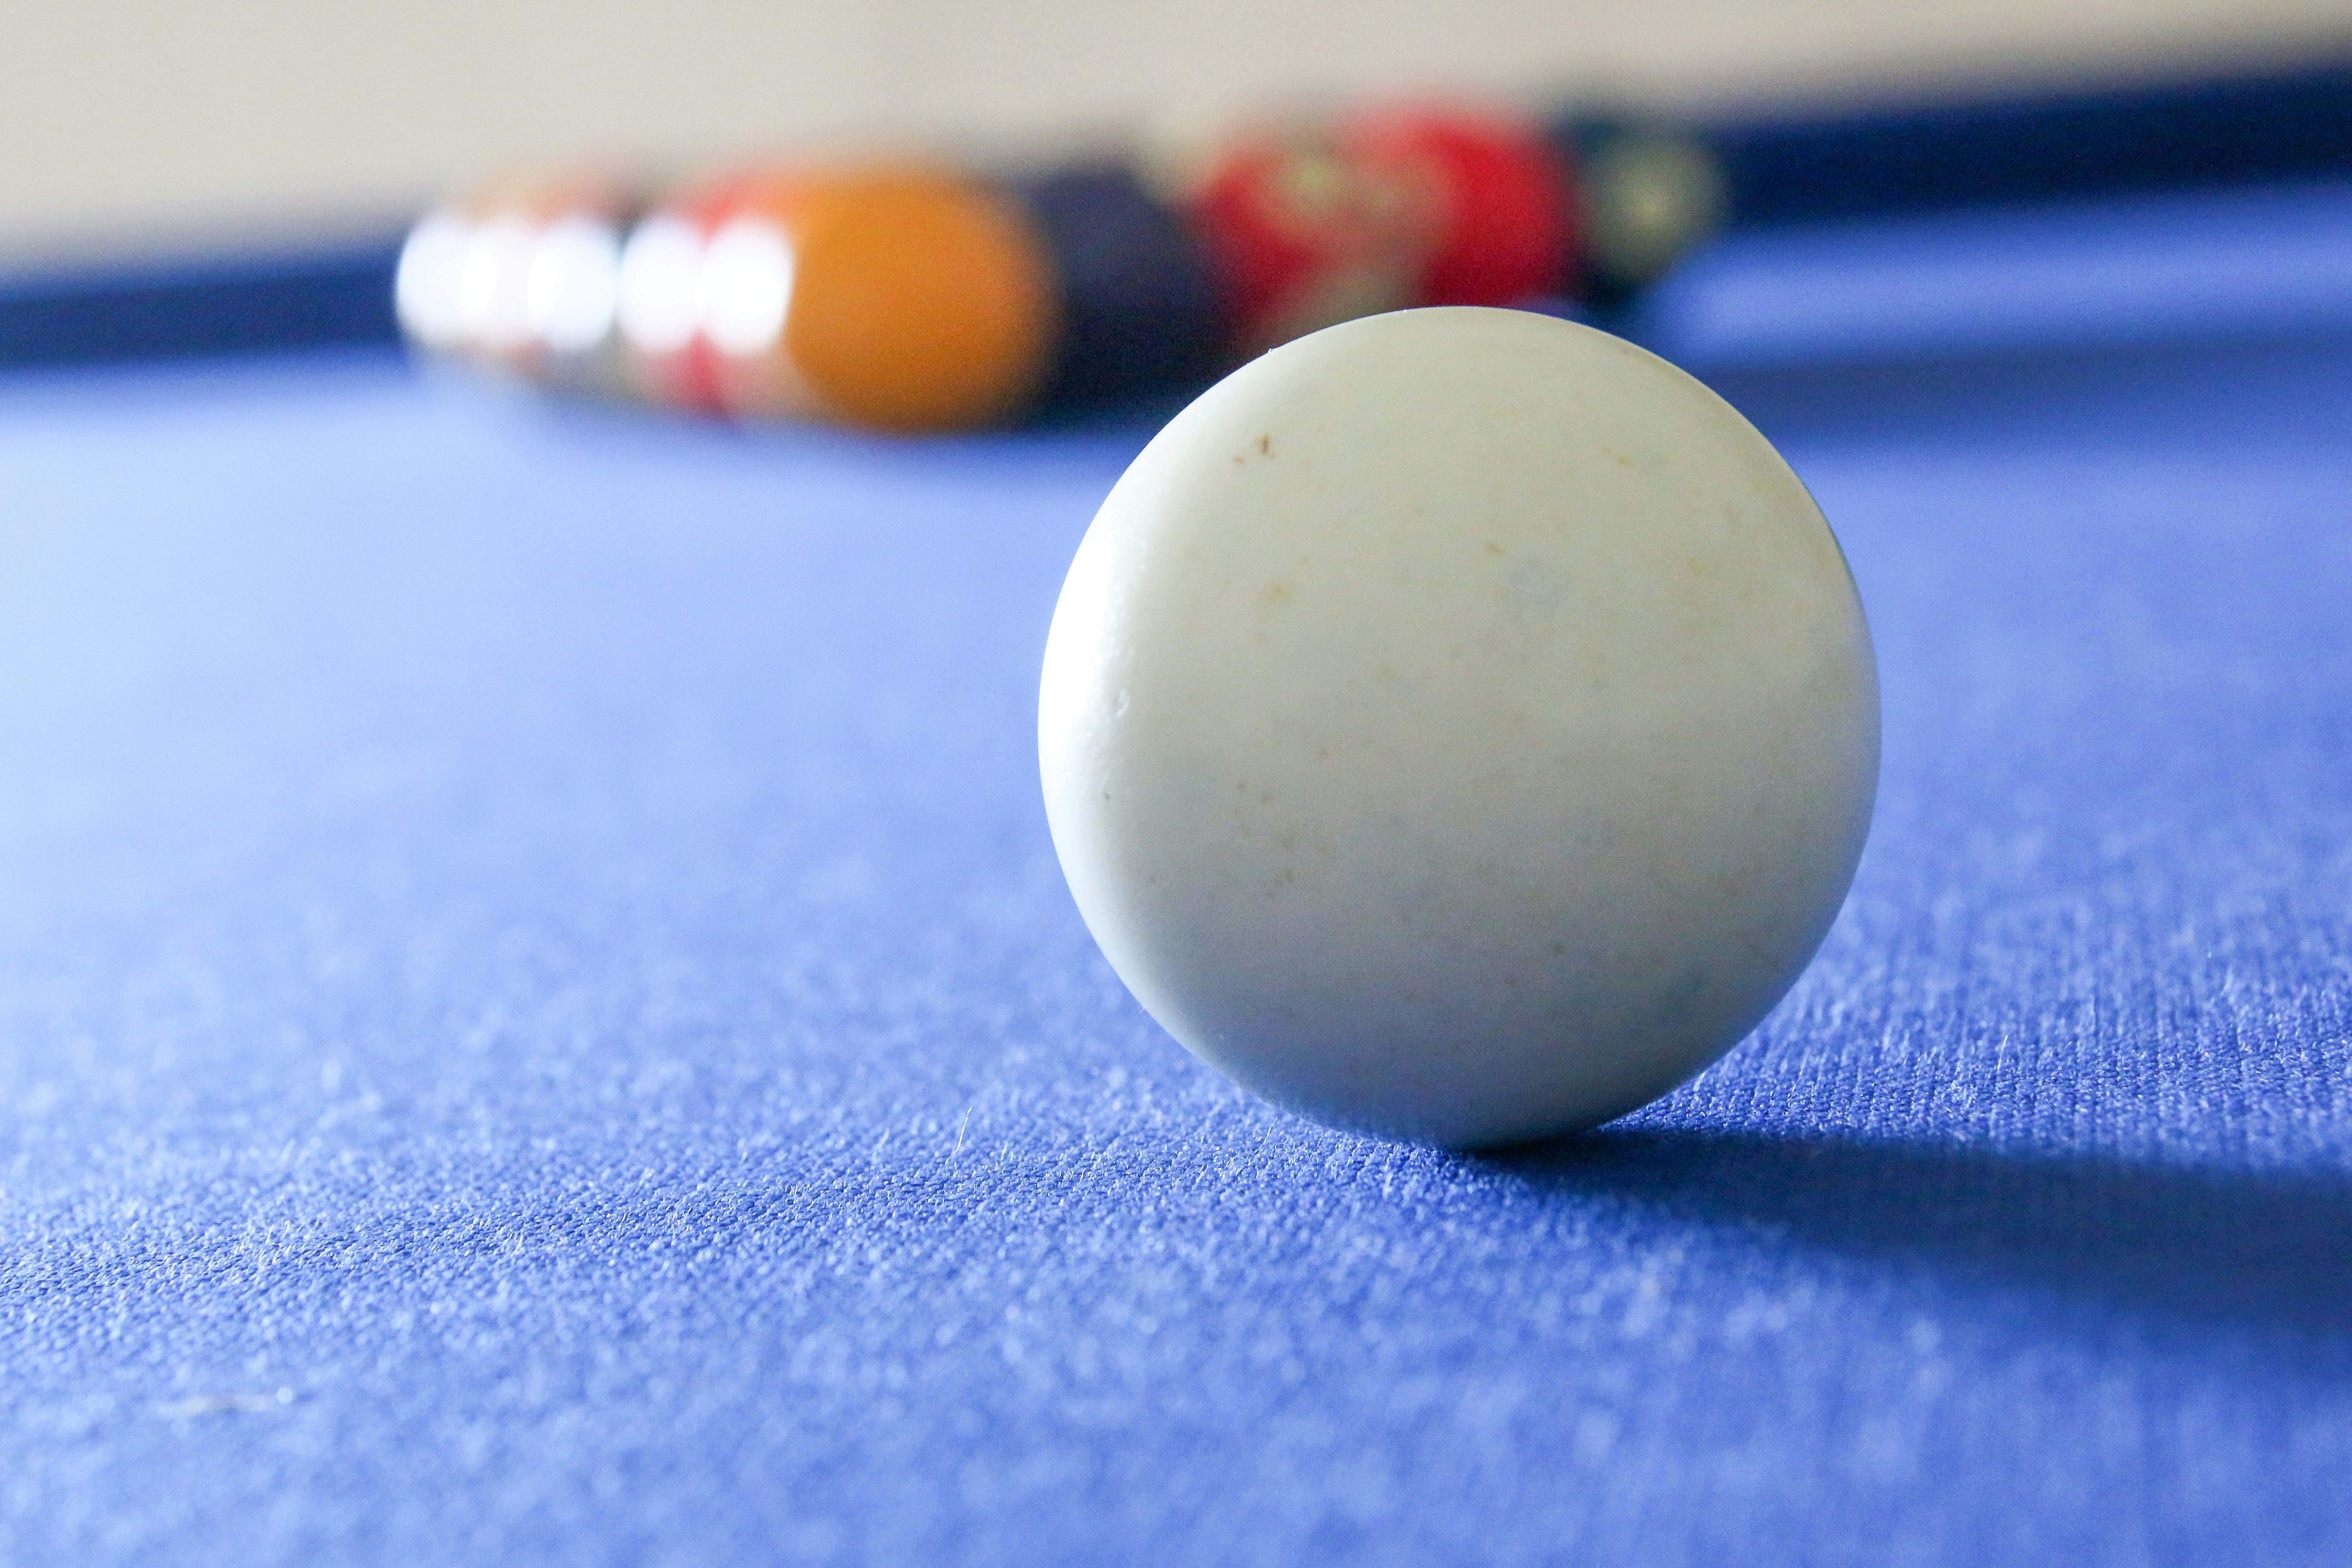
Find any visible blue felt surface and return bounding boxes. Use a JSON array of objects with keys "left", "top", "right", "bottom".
[{"left": 3, "top": 194, "right": 2352, "bottom": 1565}]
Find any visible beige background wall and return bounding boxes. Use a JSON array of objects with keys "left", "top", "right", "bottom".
[{"left": 2, "top": 0, "right": 2346, "bottom": 255}]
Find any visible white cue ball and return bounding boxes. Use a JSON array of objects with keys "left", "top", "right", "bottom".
[{"left": 1039, "top": 307, "right": 1877, "bottom": 1147}]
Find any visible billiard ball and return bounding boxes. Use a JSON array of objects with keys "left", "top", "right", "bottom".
[
  {"left": 695, "top": 167, "right": 1057, "bottom": 432},
  {"left": 1549, "top": 118, "right": 1730, "bottom": 301},
  {"left": 394, "top": 171, "right": 638, "bottom": 396},
  {"left": 1038, "top": 306, "right": 1877, "bottom": 1147},
  {"left": 1007, "top": 164, "right": 1226, "bottom": 411},
  {"left": 1341, "top": 105, "right": 1574, "bottom": 308},
  {"left": 1155, "top": 117, "right": 1426, "bottom": 358},
  {"left": 616, "top": 173, "right": 752, "bottom": 414}
]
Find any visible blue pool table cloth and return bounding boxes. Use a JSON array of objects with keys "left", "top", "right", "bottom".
[{"left": 4, "top": 183, "right": 2351, "bottom": 1565}]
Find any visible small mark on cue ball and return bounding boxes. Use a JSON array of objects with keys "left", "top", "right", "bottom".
[{"left": 1258, "top": 434, "right": 1272, "bottom": 456}]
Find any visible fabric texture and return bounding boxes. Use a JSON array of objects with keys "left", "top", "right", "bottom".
[{"left": 2, "top": 187, "right": 2350, "bottom": 1565}]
